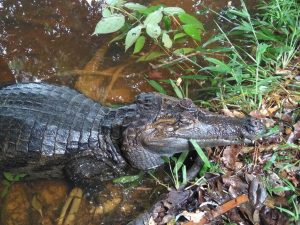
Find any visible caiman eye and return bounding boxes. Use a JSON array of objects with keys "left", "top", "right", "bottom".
[
  {"left": 179, "top": 117, "right": 190, "bottom": 124},
  {"left": 179, "top": 98, "right": 196, "bottom": 111}
]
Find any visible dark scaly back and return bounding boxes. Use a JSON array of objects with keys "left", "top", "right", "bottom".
[{"left": 0, "top": 83, "right": 121, "bottom": 171}]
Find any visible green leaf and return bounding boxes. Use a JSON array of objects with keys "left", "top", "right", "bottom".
[
  {"left": 3, "top": 172, "right": 14, "bottom": 182},
  {"left": 173, "top": 48, "right": 194, "bottom": 55},
  {"left": 137, "top": 51, "right": 165, "bottom": 62},
  {"left": 163, "top": 16, "right": 171, "bottom": 30},
  {"left": 113, "top": 173, "right": 143, "bottom": 184},
  {"left": 190, "top": 139, "right": 211, "bottom": 168},
  {"left": 144, "top": 9, "right": 163, "bottom": 25},
  {"left": 125, "top": 24, "right": 144, "bottom": 51},
  {"left": 182, "top": 165, "right": 187, "bottom": 186},
  {"left": 170, "top": 79, "right": 184, "bottom": 99},
  {"left": 178, "top": 13, "right": 203, "bottom": 28},
  {"left": 182, "top": 24, "right": 202, "bottom": 41},
  {"left": 146, "top": 23, "right": 161, "bottom": 38},
  {"left": 202, "top": 57, "right": 232, "bottom": 73},
  {"left": 1, "top": 186, "right": 10, "bottom": 198},
  {"left": 163, "top": 7, "right": 185, "bottom": 15},
  {"left": 133, "top": 36, "right": 146, "bottom": 54},
  {"left": 148, "top": 80, "right": 167, "bottom": 94},
  {"left": 174, "top": 32, "right": 187, "bottom": 40},
  {"left": 233, "top": 20, "right": 253, "bottom": 32},
  {"left": 138, "top": 5, "right": 164, "bottom": 15},
  {"left": 162, "top": 33, "right": 172, "bottom": 48},
  {"left": 256, "top": 43, "right": 269, "bottom": 65},
  {"left": 106, "top": 0, "right": 125, "bottom": 7},
  {"left": 124, "top": 3, "right": 146, "bottom": 11},
  {"left": 173, "top": 152, "right": 188, "bottom": 173},
  {"left": 263, "top": 152, "right": 277, "bottom": 171},
  {"left": 102, "top": 8, "right": 112, "bottom": 17},
  {"left": 228, "top": 8, "right": 248, "bottom": 19},
  {"left": 15, "top": 173, "right": 27, "bottom": 181},
  {"left": 93, "top": 14, "right": 125, "bottom": 35},
  {"left": 202, "top": 33, "right": 226, "bottom": 47}
]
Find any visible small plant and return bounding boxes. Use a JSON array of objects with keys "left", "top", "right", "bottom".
[
  {"left": 1, "top": 172, "right": 27, "bottom": 198},
  {"left": 93, "top": 0, "right": 204, "bottom": 68}
]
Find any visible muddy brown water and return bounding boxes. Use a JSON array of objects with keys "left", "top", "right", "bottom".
[{"left": 0, "top": 0, "right": 257, "bottom": 224}]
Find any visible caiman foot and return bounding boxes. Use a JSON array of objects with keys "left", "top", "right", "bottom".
[{"left": 57, "top": 187, "right": 83, "bottom": 225}]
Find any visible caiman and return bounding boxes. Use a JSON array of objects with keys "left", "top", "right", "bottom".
[{"left": 0, "top": 83, "right": 265, "bottom": 188}]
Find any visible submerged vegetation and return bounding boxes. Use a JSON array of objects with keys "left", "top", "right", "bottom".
[{"left": 94, "top": 0, "right": 299, "bottom": 224}]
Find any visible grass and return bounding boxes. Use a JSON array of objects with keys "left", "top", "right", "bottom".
[{"left": 148, "top": 0, "right": 299, "bottom": 112}]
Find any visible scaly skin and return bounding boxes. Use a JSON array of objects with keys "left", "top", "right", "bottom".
[{"left": 0, "top": 83, "right": 265, "bottom": 188}]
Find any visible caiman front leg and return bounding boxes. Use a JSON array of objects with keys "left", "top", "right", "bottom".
[{"left": 57, "top": 156, "right": 126, "bottom": 224}]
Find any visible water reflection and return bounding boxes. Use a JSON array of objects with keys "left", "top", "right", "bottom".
[{"left": 0, "top": 0, "right": 103, "bottom": 81}]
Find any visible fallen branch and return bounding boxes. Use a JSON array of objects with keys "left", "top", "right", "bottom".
[{"left": 183, "top": 194, "right": 249, "bottom": 225}]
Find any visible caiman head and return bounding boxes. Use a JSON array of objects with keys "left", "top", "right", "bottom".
[{"left": 121, "top": 93, "right": 265, "bottom": 170}]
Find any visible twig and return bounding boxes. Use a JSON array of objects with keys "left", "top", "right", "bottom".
[
  {"left": 183, "top": 194, "right": 249, "bottom": 225},
  {"left": 150, "top": 52, "right": 203, "bottom": 70}
]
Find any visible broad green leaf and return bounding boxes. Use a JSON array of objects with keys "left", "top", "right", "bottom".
[
  {"left": 93, "top": 14, "right": 125, "bottom": 35},
  {"left": 178, "top": 13, "right": 203, "bottom": 28},
  {"left": 174, "top": 32, "right": 187, "bottom": 40},
  {"left": 162, "top": 33, "right": 172, "bottom": 48},
  {"left": 170, "top": 79, "right": 184, "bottom": 99},
  {"left": 146, "top": 23, "right": 161, "bottom": 38},
  {"left": 163, "top": 16, "right": 171, "bottom": 30},
  {"left": 182, "top": 24, "right": 202, "bottom": 41},
  {"left": 148, "top": 80, "right": 167, "bottom": 94},
  {"left": 124, "top": 3, "right": 147, "bottom": 11},
  {"left": 133, "top": 35, "right": 146, "bottom": 54},
  {"left": 125, "top": 25, "right": 143, "bottom": 51},
  {"left": 144, "top": 9, "right": 163, "bottom": 25},
  {"left": 173, "top": 48, "right": 194, "bottom": 55},
  {"left": 137, "top": 51, "right": 165, "bottom": 62},
  {"left": 102, "top": 8, "right": 112, "bottom": 17},
  {"left": 163, "top": 7, "right": 185, "bottom": 15},
  {"left": 190, "top": 139, "right": 211, "bottom": 168}
]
